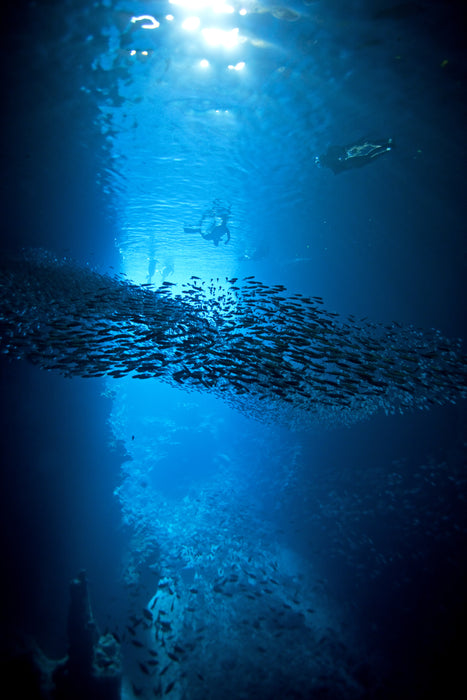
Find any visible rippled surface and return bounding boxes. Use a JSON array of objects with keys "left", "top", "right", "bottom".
[{"left": 90, "top": 1, "right": 355, "bottom": 281}]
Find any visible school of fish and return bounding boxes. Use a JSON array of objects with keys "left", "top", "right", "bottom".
[{"left": 0, "top": 249, "right": 465, "bottom": 426}]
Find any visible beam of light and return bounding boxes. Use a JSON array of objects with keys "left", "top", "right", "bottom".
[
  {"left": 213, "top": 1, "right": 234, "bottom": 13},
  {"left": 130, "top": 15, "right": 160, "bottom": 30},
  {"left": 170, "top": 0, "right": 233, "bottom": 11},
  {"left": 182, "top": 16, "right": 201, "bottom": 31},
  {"left": 228, "top": 61, "right": 245, "bottom": 71},
  {"left": 169, "top": 0, "right": 205, "bottom": 7},
  {"left": 128, "top": 49, "right": 152, "bottom": 58},
  {"left": 202, "top": 27, "right": 239, "bottom": 48}
]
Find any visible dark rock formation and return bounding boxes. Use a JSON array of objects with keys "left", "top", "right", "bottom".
[
  {"left": 3, "top": 571, "right": 121, "bottom": 700},
  {"left": 53, "top": 570, "right": 121, "bottom": 700}
]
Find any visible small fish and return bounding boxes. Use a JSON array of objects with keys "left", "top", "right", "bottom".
[
  {"left": 131, "top": 640, "right": 144, "bottom": 648},
  {"left": 130, "top": 616, "right": 144, "bottom": 628},
  {"left": 165, "top": 680, "right": 175, "bottom": 694},
  {"left": 143, "top": 608, "right": 153, "bottom": 621},
  {"left": 139, "top": 662, "right": 150, "bottom": 675}
]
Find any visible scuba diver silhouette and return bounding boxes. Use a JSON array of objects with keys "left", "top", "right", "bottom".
[
  {"left": 146, "top": 258, "right": 157, "bottom": 284},
  {"left": 184, "top": 200, "right": 231, "bottom": 246},
  {"left": 316, "top": 137, "right": 393, "bottom": 174},
  {"left": 146, "top": 258, "right": 174, "bottom": 284}
]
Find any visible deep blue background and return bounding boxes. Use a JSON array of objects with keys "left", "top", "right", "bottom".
[{"left": 0, "top": 1, "right": 466, "bottom": 698}]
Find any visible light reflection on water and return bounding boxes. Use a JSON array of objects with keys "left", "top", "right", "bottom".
[{"left": 94, "top": 1, "right": 333, "bottom": 282}]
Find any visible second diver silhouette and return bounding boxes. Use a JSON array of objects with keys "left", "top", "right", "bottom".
[
  {"left": 184, "top": 200, "right": 231, "bottom": 246},
  {"left": 146, "top": 258, "right": 174, "bottom": 284}
]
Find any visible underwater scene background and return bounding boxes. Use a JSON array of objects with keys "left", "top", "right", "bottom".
[{"left": 0, "top": 1, "right": 466, "bottom": 699}]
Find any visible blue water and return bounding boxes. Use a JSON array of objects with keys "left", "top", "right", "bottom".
[{"left": 1, "top": 1, "right": 466, "bottom": 698}]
